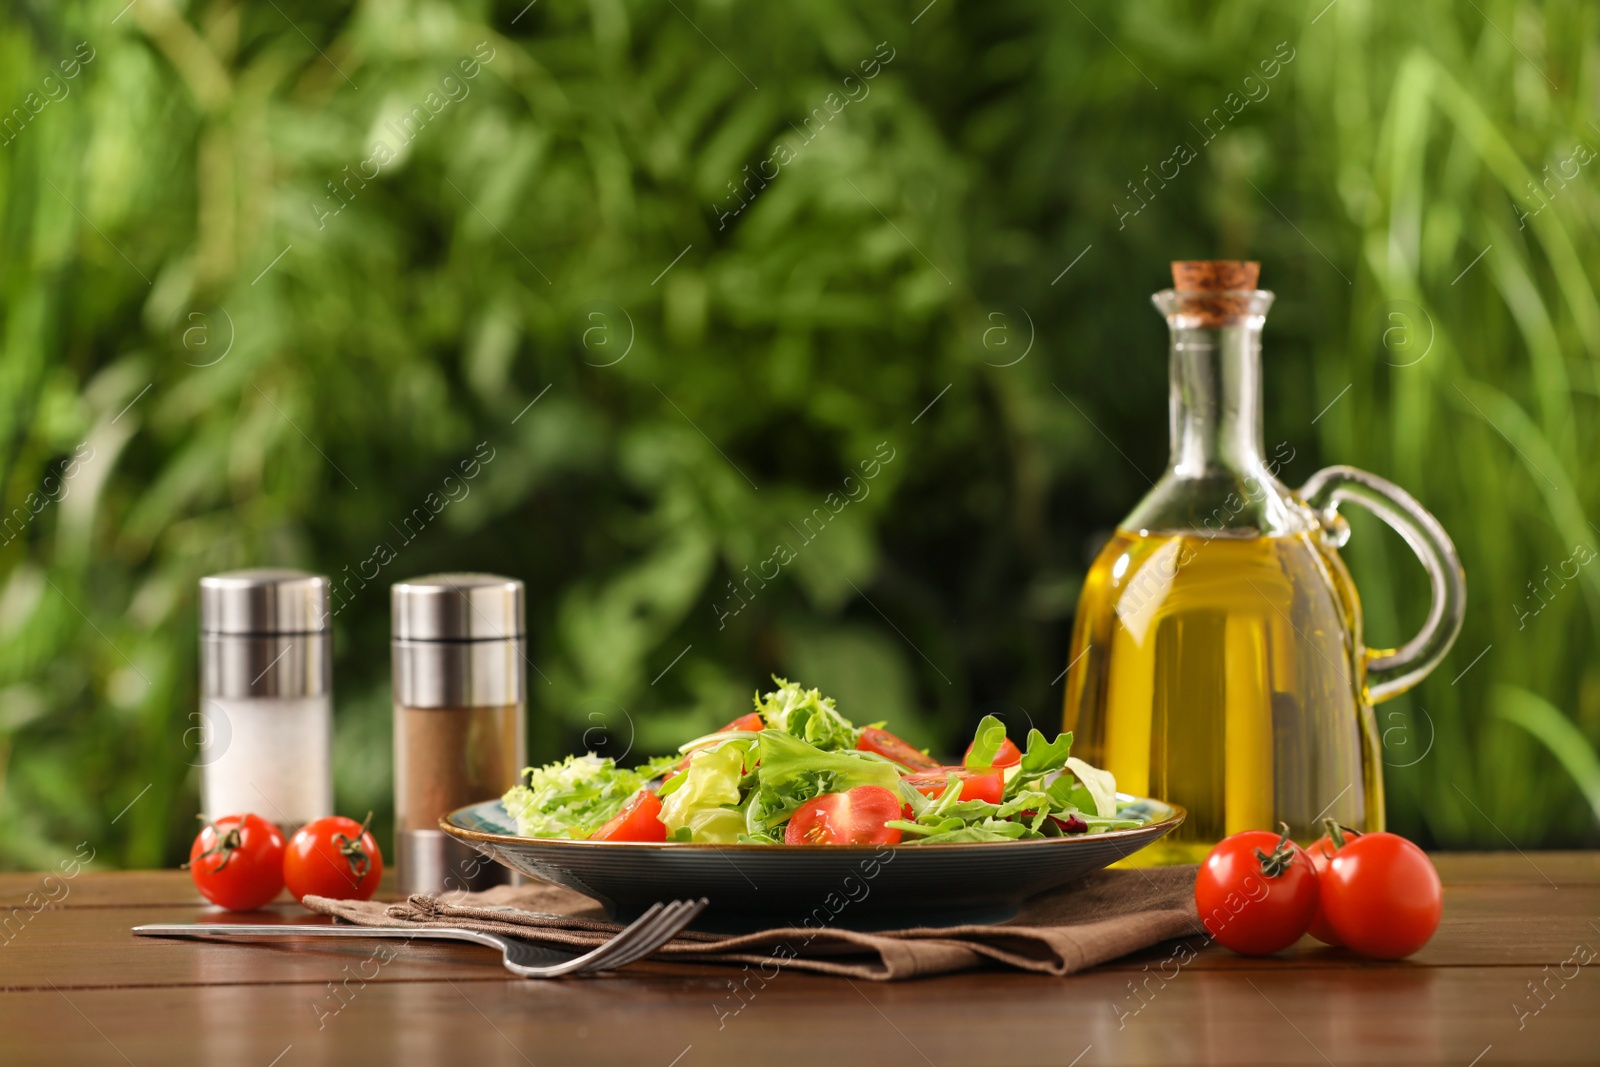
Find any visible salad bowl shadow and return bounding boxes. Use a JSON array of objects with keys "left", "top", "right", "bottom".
[{"left": 441, "top": 794, "right": 1184, "bottom": 932}]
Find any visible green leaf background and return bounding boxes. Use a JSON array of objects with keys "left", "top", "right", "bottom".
[{"left": 0, "top": 0, "right": 1595, "bottom": 867}]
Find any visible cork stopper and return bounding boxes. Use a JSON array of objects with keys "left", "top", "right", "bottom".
[
  {"left": 1172, "top": 261, "right": 1259, "bottom": 291},
  {"left": 1168, "top": 261, "right": 1261, "bottom": 326}
]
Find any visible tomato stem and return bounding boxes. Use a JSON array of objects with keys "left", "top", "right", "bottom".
[
  {"left": 184, "top": 814, "right": 242, "bottom": 873},
  {"left": 1253, "top": 821, "right": 1297, "bottom": 878},
  {"left": 1321, "top": 818, "right": 1362, "bottom": 850},
  {"left": 334, "top": 811, "right": 375, "bottom": 880}
]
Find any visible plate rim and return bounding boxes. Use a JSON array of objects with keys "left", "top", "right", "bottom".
[{"left": 440, "top": 792, "right": 1185, "bottom": 853}]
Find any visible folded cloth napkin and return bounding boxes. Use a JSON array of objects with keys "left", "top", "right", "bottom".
[{"left": 303, "top": 865, "right": 1200, "bottom": 981}]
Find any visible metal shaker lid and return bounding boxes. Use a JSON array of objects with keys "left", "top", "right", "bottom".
[
  {"left": 200, "top": 569, "right": 330, "bottom": 634},
  {"left": 391, "top": 574, "right": 524, "bottom": 642}
]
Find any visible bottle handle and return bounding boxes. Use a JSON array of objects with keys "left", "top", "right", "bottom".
[{"left": 1298, "top": 465, "right": 1466, "bottom": 704}]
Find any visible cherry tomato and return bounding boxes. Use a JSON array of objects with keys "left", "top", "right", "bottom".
[
  {"left": 187, "top": 814, "right": 286, "bottom": 911},
  {"left": 1194, "top": 826, "right": 1320, "bottom": 955},
  {"left": 590, "top": 790, "right": 668, "bottom": 843},
  {"left": 283, "top": 814, "right": 383, "bottom": 903},
  {"left": 857, "top": 726, "right": 941, "bottom": 771},
  {"left": 964, "top": 736, "right": 1022, "bottom": 769},
  {"left": 1304, "top": 824, "right": 1357, "bottom": 946},
  {"left": 1319, "top": 832, "right": 1442, "bottom": 959},
  {"left": 905, "top": 768, "right": 1005, "bottom": 805},
  {"left": 785, "top": 785, "right": 904, "bottom": 846}
]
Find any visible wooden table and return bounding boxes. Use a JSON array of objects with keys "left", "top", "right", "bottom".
[{"left": 2, "top": 854, "right": 1596, "bottom": 1066}]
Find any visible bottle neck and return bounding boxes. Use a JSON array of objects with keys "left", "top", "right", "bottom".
[
  {"left": 1121, "top": 286, "right": 1301, "bottom": 537},
  {"left": 1167, "top": 320, "right": 1266, "bottom": 478}
]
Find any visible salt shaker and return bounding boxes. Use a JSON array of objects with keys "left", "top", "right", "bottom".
[
  {"left": 198, "top": 569, "right": 333, "bottom": 833},
  {"left": 392, "top": 573, "right": 526, "bottom": 894}
]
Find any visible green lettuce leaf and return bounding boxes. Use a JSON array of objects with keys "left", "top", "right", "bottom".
[
  {"left": 502, "top": 753, "right": 676, "bottom": 839},
  {"left": 742, "top": 730, "right": 904, "bottom": 838},
  {"left": 1065, "top": 756, "right": 1118, "bottom": 817},
  {"left": 754, "top": 677, "right": 860, "bottom": 751},
  {"left": 659, "top": 742, "right": 749, "bottom": 843},
  {"left": 755, "top": 730, "right": 902, "bottom": 793}
]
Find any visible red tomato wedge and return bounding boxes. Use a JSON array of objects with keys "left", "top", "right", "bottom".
[
  {"left": 719, "top": 712, "right": 765, "bottom": 734},
  {"left": 785, "top": 786, "right": 904, "bottom": 845},
  {"left": 590, "top": 790, "right": 668, "bottom": 843},
  {"left": 905, "top": 769, "right": 1005, "bottom": 805},
  {"left": 964, "top": 736, "right": 1022, "bottom": 769},
  {"left": 857, "top": 726, "right": 941, "bottom": 770}
]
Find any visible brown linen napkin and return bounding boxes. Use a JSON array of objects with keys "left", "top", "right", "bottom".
[{"left": 303, "top": 865, "right": 1201, "bottom": 981}]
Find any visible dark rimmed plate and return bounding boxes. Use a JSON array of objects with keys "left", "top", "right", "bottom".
[{"left": 441, "top": 794, "right": 1184, "bottom": 930}]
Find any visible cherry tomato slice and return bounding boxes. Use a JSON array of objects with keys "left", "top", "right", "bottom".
[
  {"left": 857, "top": 726, "right": 941, "bottom": 770},
  {"left": 590, "top": 790, "right": 668, "bottom": 843},
  {"left": 904, "top": 768, "right": 1005, "bottom": 805},
  {"left": 957, "top": 771, "right": 1004, "bottom": 805},
  {"left": 785, "top": 785, "right": 903, "bottom": 845},
  {"left": 1320, "top": 832, "right": 1442, "bottom": 960},
  {"left": 283, "top": 815, "right": 384, "bottom": 904},
  {"left": 1194, "top": 828, "right": 1320, "bottom": 955},
  {"left": 964, "top": 736, "right": 1022, "bottom": 769},
  {"left": 187, "top": 814, "right": 286, "bottom": 912}
]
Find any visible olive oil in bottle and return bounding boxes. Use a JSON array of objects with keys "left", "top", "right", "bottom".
[{"left": 1063, "top": 529, "right": 1381, "bottom": 864}]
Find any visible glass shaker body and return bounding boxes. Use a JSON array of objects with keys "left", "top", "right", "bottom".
[
  {"left": 392, "top": 573, "right": 526, "bottom": 894},
  {"left": 198, "top": 570, "right": 333, "bottom": 834}
]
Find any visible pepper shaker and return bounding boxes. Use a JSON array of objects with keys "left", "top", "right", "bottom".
[
  {"left": 392, "top": 573, "right": 526, "bottom": 894},
  {"left": 198, "top": 569, "right": 333, "bottom": 833}
]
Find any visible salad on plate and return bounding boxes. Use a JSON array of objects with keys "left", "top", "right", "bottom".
[{"left": 502, "top": 678, "right": 1147, "bottom": 845}]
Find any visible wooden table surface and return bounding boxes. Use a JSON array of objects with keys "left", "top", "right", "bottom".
[{"left": 2, "top": 853, "right": 1596, "bottom": 1066}]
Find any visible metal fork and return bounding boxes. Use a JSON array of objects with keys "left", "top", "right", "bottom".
[{"left": 132, "top": 897, "right": 708, "bottom": 978}]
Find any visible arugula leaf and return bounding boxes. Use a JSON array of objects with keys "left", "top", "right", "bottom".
[
  {"left": 884, "top": 817, "right": 965, "bottom": 837},
  {"left": 1002, "top": 728, "right": 1076, "bottom": 801},
  {"left": 996, "top": 790, "right": 1057, "bottom": 831},
  {"left": 1077, "top": 813, "right": 1148, "bottom": 830},
  {"left": 964, "top": 714, "right": 1009, "bottom": 769},
  {"left": 1018, "top": 728, "right": 1074, "bottom": 775},
  {"left": 1045, "top": 775, "right": 1091, "bottom": 811},
  {"left": 906, "top": 820, "right": 1033, "bottom": 845}
]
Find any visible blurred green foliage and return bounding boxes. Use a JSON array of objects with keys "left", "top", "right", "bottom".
[{"left": 0, "top": 0, "right": 1596, "bottom": 869}]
